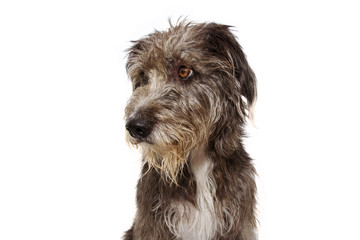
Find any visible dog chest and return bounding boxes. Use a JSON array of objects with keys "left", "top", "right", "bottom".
[{"left": 165, "top": 155, "right": 219, "bottom": 240}]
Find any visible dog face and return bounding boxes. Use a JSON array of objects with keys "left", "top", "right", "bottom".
[{"left": 125, "top": 21, "right": 256, "bottom": 183}]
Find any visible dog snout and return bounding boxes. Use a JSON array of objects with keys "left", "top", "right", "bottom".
[{"left": 126, "top": 118, "right": 153, "bottom": 140}]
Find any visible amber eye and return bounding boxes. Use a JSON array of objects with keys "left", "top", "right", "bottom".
[{"left": 178, "top": 66, "right": 193, "bottom": 80}]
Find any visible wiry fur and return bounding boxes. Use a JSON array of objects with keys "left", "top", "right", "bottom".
[
  {"left": 123, "top": 20, "right": 257, "bottom": 240},
  {"left": 164, "top": 147, "right": 218, "bottom": 239}
]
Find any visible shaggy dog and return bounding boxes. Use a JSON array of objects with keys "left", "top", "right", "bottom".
[{"left": 123, "top": 21, "right": 257, "bottom": 240}]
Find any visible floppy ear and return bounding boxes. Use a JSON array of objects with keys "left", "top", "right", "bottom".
[
  {"left": 126, "top": 40, "right": 146, "bottom": 73},
  {"left": 204, "top": 23, "right": 257, "bottom": 119},
  {"left": 125, "top": 39, "right": 149, "bottom": 91}
]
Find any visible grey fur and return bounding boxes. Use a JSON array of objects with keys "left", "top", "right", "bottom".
[{"left": 123, "top": 21, "right": 257, "bottom": 240}]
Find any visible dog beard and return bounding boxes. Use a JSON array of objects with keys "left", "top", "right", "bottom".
[{"left": 126, "top": 120, "right": 206, "bottom": 184}]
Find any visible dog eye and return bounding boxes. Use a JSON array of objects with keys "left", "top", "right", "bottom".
[
  {"left": 178, "top": 66, "right": 193, "bottom": 80},
  {"left": 140, "top": 71, "right": 148, "bottom": 83},
  {"left": 134, "top": 71, "right": 149, "bottom": 90},
  {"left": 134, "top": 82, "right": 141, "bottom": 90}
]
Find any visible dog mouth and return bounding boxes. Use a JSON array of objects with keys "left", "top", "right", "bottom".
[
  {"left": 126, "top": 130, "right": 152, "bottom": 144},
  {"left": 128, "top": 134, "right": 152, "bottom": 145}
]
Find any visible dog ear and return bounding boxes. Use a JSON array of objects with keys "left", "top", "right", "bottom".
[
  {"left": 204, "top": 23, "right": 257, "bottom": 119},
  {"left": 126, "top": 39, "right": 149, "bottom": 89},
  {"left": 126, "top": 40, "right": 145, "bottom": 72}
]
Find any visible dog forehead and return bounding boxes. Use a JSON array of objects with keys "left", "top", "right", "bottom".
[{"left": 131, "top": 25, "right": 205, "bottom": 67}]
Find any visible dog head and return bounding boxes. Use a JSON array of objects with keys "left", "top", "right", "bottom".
[{"left": 125, "top": 21, "right": 256, "bottom": 183}]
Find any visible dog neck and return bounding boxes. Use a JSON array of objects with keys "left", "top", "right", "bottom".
[
  {"left": 167, "top": 147, "right": 218, "bottom": 240},
  {"left": 190, "top": 146, "right": 211, "bottom": 179}
]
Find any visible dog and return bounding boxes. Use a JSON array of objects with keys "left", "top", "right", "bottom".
[{"left": 123, "top": 20, "right": 257, "bottom": 240}]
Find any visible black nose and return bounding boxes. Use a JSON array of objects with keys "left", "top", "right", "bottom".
[{"left": 125, "top": 118, "right": 153, "bottom": 140}]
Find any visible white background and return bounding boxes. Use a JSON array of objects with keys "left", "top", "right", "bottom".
[{"left": 1, "top": 0, "right": 359, "bottom": 239}]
